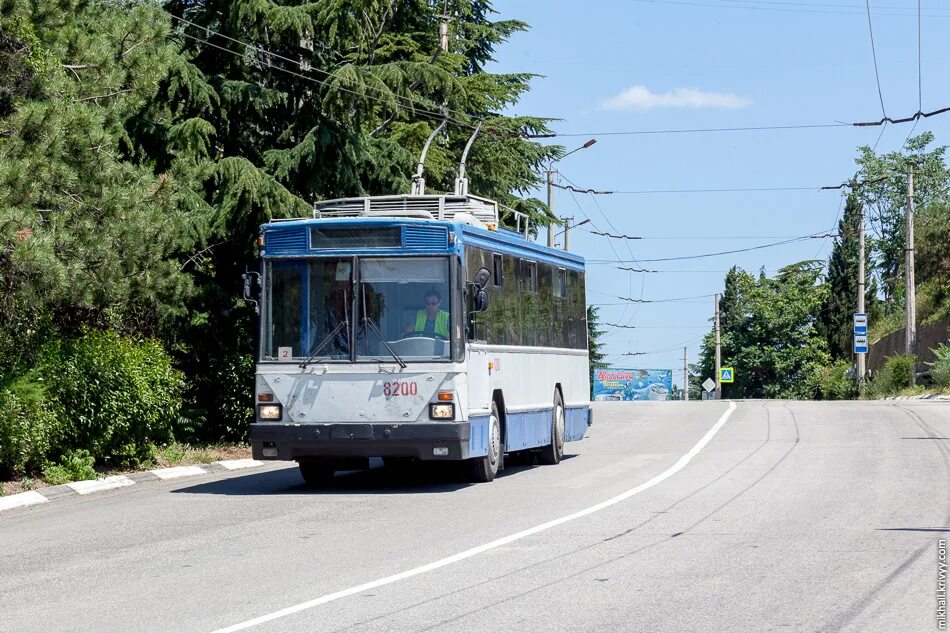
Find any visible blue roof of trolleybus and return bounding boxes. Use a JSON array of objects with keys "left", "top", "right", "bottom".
[{"left": 259, "top": 216, "right": 585, "bottom": 271}]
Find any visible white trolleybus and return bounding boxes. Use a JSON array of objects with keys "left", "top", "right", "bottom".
[{"left": 247, "top": 194, "right": 591, "bottom": 484}]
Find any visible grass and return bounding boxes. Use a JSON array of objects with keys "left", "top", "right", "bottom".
[
  {"left": 1, "top": 443, "right": 249, "bottom": 496},
  {"left": 151, "top": 442, "right": 220, "bottom": 468}
]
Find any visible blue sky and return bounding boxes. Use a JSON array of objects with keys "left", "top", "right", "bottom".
[{"left": 488, "top": 0, "right": 950, "bottom": 388}]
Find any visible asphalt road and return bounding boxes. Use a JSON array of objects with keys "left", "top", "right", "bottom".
[{"left": 2, "top": 400, "right": 948, "bottom": 633}]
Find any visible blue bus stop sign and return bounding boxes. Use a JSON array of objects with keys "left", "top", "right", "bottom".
[
  {"left": 853, "top": 313, "right": 868, "bottom": 336},
  {"left": 854, "top": 334, "right": 869, "bottom": 354}
]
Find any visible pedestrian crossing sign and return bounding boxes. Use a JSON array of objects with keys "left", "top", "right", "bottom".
[{"left": 720, "top": 367, "right": 734, "bottom": 383}]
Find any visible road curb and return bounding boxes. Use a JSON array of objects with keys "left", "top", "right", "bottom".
[
  {"left": 0, "top": 459, "right": 265, "bottom": 515},
  {"left": 885, "top": 394, "right": 950, "bottom": 400}
]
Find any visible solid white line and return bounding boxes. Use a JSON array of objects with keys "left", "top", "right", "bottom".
[
  {"left": 209, "top": 401, "right": 738, "bottom": 633},
  {"left": 67, "top": 475, "right": 135, "bottom": 495},
  {"left": 152, "top": 466, "right": 207, "bottom": 480},
  {"left": 0, "top": 490, "right": 49, "bottom": 512},
  {"left": 216, "top": 459, "right": 264, "bottom": 471}
]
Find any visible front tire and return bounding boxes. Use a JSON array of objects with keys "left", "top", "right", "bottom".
[
  {"left": 467, "top": 401, "right": 502, "bottom": 482},
  {"left": 538, "top": 391, "right": 565, "bottom": 465}
]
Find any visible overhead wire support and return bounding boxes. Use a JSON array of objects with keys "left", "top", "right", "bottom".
[
  {"left": 530, "top": 107, "right": 950, "bottom": 140},
  {"left": 820, "top": 176, "right": 887, "bottom": 191},
  {"left": 590, "top": 230, "right": 641, "bottom": 240},
  {"left": 616, "top": 293, "right": 717, "bottom": 304},
  {"left": 587, "top": 230, "right": 837, "bottom": 264},
  {"left": 551, "top": 182, "right": 613, "bottom": 195},
  {"left": 864, "top": 0, "right": 888, "bottom": 119}
]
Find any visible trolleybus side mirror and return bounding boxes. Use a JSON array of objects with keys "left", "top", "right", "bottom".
[
  {"left": 471, "top": 267, "right": 491, "bottom": 290},
  {"left": 242, "top": 271, "right": 261, "bottom": 315},
  {"left": 472, "top": 289, "right": 489, "bottom": 312}
]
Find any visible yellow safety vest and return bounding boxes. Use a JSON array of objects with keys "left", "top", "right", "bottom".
[{"left": 414, "top": 310, "right": 449, "bottom": 338}]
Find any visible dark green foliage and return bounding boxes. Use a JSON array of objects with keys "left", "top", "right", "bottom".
[
  {"left": 0, "top": 382, "right": 56, "bottom": 477},
  {"left": 927, "top": 344, "right": 950, "bottom": 388},
  {"left": 698, "top": 262, "right": 830, "bottom": 399},
  {"left": 37, "top": 330, "right": 184, "bottom": 467},
  {"left": 587, "top": 305, "right": 605, "bottom": 397},
  {"left": 819, "top": 196, "right": 867, "bottom": 360},
  {"left": 812, "top": 360, "right": 856, "bottom": 400},
  {"left": 41, "top": 448, "right": 96, "bottom": 485},
  {"left": 863, "top": 354, "right": 916, "bottom": 398},
  {"left": 852, "top": 133, "right": 949, "bottom": 303}
]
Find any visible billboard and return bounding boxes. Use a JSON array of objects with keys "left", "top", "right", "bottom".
[{"left": 592, "top": 368, "right": 673, "bottom": 401}]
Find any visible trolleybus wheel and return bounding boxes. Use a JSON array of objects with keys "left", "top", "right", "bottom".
[
  {"left": 298, "top": 460, "right": 335, "bottom": 487},
  {"left": 538, "top": 391, "right": 565, "bottom": 465},
  {"left": 467, "top": 401, "right": 501, "bottom": 483}
]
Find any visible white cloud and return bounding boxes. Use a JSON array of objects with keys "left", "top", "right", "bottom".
[{"left": 600, "top": 86, "right": 753, "bottom": 111}]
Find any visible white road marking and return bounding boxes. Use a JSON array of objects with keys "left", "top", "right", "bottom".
[
  {"left": 216, "top": 459, "right": 264, "bottom": 471},
  {"left": 66, "top": 475, "right": 135, "bottom": 495},
  {"left": 151, "top": 466, "right": 207, "bottom": 480},
  {"left": 0, "top": 491, "right": 48, "bottom": 512},
  {"left": 209, "top": 401, "right": 738, "bottom": 633}
]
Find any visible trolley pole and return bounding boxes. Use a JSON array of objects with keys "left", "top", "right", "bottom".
[{"left": 715, "top": 293, "right": 722, "bottom": 400}]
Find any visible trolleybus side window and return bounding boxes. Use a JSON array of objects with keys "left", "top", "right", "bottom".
[{"left": 465, "top": 245, "right": 586, "bottom": 350}]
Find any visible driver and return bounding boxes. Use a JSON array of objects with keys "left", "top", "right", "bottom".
[{"left": 404, "top": 288, "right": 449, "bottom": 338}]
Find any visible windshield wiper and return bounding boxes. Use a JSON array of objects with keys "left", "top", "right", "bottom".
[
  {"left": 300, "top": 288, "right": 349, "bottom": 369},
  {"left": 361, "top": 284, "right": 407, "bottom": 369}
]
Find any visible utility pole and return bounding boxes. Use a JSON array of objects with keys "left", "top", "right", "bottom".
[
  {"left": 714, "top": 293, "right": 722, "bottom": 400},
  {"left": 905, "top": 165, "right": 917, "bottom": 381},
  {"left": 563, "top": 216, "right": 573, "bottom": 252},
  {"left": 546, "top": 170, "right": 555, "bottom": 247},
  {"left": 683, "top": 346, "right": 689, "bottom": 401},
  {"left": 857, "top": 199, "right": 866, "bottom": 382},
  {"left": 439, "top": 15, "right": 450, "bottom": 52}
]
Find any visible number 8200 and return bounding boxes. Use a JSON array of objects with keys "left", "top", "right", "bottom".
[{"left": 383, "top": 381, "right": 418, "bottom": 397}]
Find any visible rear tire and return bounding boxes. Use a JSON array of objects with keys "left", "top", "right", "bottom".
[
  {"left": 298, "top": 460, "right": 335, "bottom": 487},
  {"left": 538, "top": 391, "right": 565, "bottom": 465},
  {"left": 467, "top": 401, "right": 502, "bottom": 483}
]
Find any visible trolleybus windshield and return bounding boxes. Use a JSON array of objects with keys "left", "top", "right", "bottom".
[{"left": 262, "top": 257, "right": 453, "bottom": 363}]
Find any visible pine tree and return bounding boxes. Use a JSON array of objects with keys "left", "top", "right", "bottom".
[
  {"left": 820, "top": 195, "right": 864, "bottom": 360},
  {"left": 0, "top": 0, "right": 212, "bottom": 379}
]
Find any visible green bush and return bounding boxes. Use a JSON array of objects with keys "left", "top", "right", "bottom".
[
  {"left": 864, "top": 354, "right": 917, "bottom": 398},
  {"left": 0, "top": 380, "right": 57, "bottom": 478},
  {"left": 813, "top": 360, "right": 857, "bottom": 400},
  {"left": 37, "top": 330, "right": 185, "bottom": 468},
  {"left": 42, "top": 449, "right": 97, "bottom": 485},
  {"left": 928, "top": 343, "right": 950, "bottom": 388}
]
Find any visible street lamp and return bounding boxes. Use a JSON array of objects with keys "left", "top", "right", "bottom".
[{"left": 547, "top": 138, "right": 597, "bottom": 247}]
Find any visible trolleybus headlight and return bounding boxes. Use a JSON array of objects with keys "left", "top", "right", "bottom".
[
  {"left": 257, "top": 404, "right": 282, "bottom": 420},
  {"left": 429, "top": 403, "right": 455, "bottom": 420}
]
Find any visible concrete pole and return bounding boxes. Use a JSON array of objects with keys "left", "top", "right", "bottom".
[
  {"left": 564, "top": 217, "right": 572, "bottom": 252},
  {"left": 715, "top": 293, "right": 722, "bottom": 400},
  {"left": 683, "top": 346, "right": 689, "bottom": 401},
  {"left": 546, "top": 170, "right": 554, "bottom": 247},
  {"left": 857, "top": 200, "right": 866, "bottom": 382},
  {"left": 905, "top": 166, "right": 917, "bottom": 382}
]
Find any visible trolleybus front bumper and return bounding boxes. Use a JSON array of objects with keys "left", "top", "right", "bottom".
[{"left": 250, "top": 422, "right": 472, "bottom": 461}]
